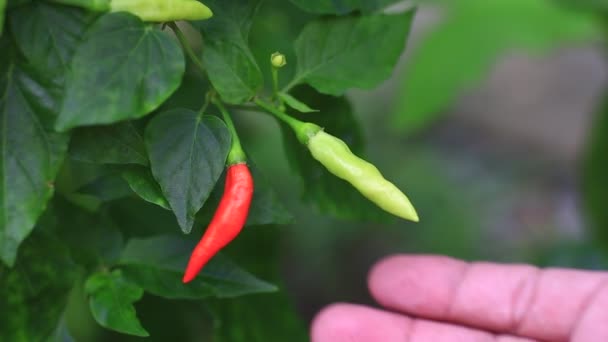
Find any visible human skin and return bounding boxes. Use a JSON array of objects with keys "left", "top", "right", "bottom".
[{"left": 311, "top": 255, "right": 608, "bottom": 342}]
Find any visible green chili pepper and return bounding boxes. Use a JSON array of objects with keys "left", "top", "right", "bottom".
[
  {"left": 110, "top": 0, "right": 213, "bottom": 22},
  {"left": 307, "top": 130, "right": 419, "bottom": 222},
  {"left": 254, "top": 98, "right": 418, "bottom": 222},
  {"left": 50, "top": 0, "right": 111, "bottom": 11}
]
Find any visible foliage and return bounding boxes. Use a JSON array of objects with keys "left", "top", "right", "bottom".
[
  {"left": 1, "top": 0, "right": 607, "bottom": 339},
  {"left": 0, "top": 0, "right": 415, "bottom": 339}
]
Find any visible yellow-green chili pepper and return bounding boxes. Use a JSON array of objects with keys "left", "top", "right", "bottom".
[
  {"left": 254, "top": 99, "right": 418, "bottom": 222},
  {"left": 307, "top": 130, "right": 419, "bottom": 222},
  {"left": 110, "top": 0, "right": 213, "bottom": 22}
]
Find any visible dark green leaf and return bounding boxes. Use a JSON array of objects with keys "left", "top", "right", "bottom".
[
  {"left": 85, "top": 270, "right": 149, "bottom": 337},
  {"left": 0, "top": 0, "right": 6, "bottom": 36},
  {"left": 69, "top": 122, "right": 148, "bottom": 165},
  {"left": 394, "top": 0, "right": 600, "bottom": 134},
  {"left": 118, "top": 235, "right": 277, "bottom": 299},
  {"left": 583, "top": 97, "right": 608, "bottom": 253},
  {"left": 1, "top": 2, "right": 90, "bottom": 265},
  {"left": 108, "top": 197, "right": 182, "bottom": 238},
  {"left": 282, "top": 87, "right": 392, "bottom": 221},
  {"left": 145, "top": 109, "right": 231, "bottom": 233},
  {"left": 209, "top": 290, "right": 307, "bottom": 342},
  {"left": 76, "top": 173, "right": 132, "bottom": 201},
  {"left": 289, "top": 0, "right": 399, "bottom": 14},
  {"left": 245, "top": 164, "right": 295, "bottom": 226},
  {"left": 210, "top": 225, "right": 307, "bottom": 341},
  {"left": 0, "top": 38, "right": 69, "bottom": 266},
  {"left": 159, "top": 71, "right": 210, "bottom": 111},
  {"left": 10, "top": 2, "right": 94, "bottom": 80},
  {"left": 7, "top": 0, "right": 29, "bottom": 8},
  {"left": 279, "top": 92, "right": 319, "bottom": 113},
  {"left": 0, "top": 232, "right": 81, "bottom": 341},
  {"left": 48, "top": 0, "right": 110, "bottom": 11},
  {"left": 52, "top": 198, "right": 124, "bottom": 266},
  {"left": 56, "top": 12, "right": 185, "bottom": 131},
  {"left": 290, "top": 11, "right": 414, "bottom": 95},
  {"left": 197, "top": 0, "right": 263, "bottom": 104},
  {"left": 122, "top": 165, "right": 170, "bottom": 210}
]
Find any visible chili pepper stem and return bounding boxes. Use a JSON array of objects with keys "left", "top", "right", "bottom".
[
  {"left": 213, "top": 98, "right": 247, "bottom": 165},
  {"left": 271, "top": 68, "right": 285, "bottom": 111},
  {"left": 254, "top": 98, "right": 321, "bottom": 144},
  {"left": 168, "top": 22, "right": 206, "bottom": 76}
]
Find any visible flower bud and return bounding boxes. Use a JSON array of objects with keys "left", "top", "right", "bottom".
[{"left": 271, "top": 52, "right": 287, "bottom": 68}]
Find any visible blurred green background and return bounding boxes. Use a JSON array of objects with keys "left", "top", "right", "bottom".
[{"left": 61, "top": 0, "right": 608, "bottom": 340}]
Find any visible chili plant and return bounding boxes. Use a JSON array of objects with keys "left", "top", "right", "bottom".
[{"left": 0, "top": 0, "right": 605, "bottom": 340}]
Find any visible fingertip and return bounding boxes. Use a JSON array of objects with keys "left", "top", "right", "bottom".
[
  {"left": 367, "top": 255, "right": 466, "bottom": 318},
  {"left": 311, "top": 303, "right": 410, "bottom": 342}
]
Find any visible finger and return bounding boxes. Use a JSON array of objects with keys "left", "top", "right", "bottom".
[
  {"left": 368, "top": 255, "right": 608, "bottom": 342},
  {"left": 310, "top": 303, "right": 539, "bottom": 342}
]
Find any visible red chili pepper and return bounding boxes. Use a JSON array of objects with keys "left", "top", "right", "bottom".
[{"left": 182, "top": 163, "right": 253, "bottom": 283}]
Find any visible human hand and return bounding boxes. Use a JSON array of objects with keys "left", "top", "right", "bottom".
[{"left": 311, "top": 255, "right": 608, "bottom": 341}]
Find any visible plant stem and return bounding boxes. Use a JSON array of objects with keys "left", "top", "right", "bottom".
[
  {"left": 271, "top": 67, "right": 279, "bottom": 95},
  {"left": 228, "top": 104, "right": 267, "bottom": 113},
  {"left": 168, "top": 22, "right": 206, "bottom": 76},
  {"left": 213, "top": 98, "right": 247, "bottom": 164},
  {"left": 198, "top": 92, "right": 211, "bottom": 119},
  {"left": 254, "top": 98, "right": 321, "bottom": 144},
  {"left": 271, "top": 67, "right": 286, "bottom": 110}
]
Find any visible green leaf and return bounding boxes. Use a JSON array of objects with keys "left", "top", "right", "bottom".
[
  {"left": 197, "top": 0, "right": 263, "bottom": 104},
  {"left": 0, "top": 232, "right": 81, "bottom": 341},
  {"left": 9, "top": 2, "right": 94, "bottom": 80},
  {"left": 394, "top": 0, "right": 601, "bottom": 134},
  {"left": 7, "top": 0, "right": 29, "bottom": 8},
  {"left": 279, "top": 92, "right": 318, "bottom": 113},
  {"left": 56, "top": 12, "right": 185, "bottom": 131},
  {"left": 554, "top": 0, "right": 608, "bottom": 13},
  {"left": 122, "top": 165, "right": 170, "bottom": 210},
  {"left": 0, "top": 39, "right": 69, "bottom": 266},
  {"left": 583, "top": 97, "right": 608, "bottom": 253},
  {"left": 145, "top": 109, "right": 231, "bottom": 233},
  {"left": 69, "top": 122, "right": 148, "bottom": 165},
  {"left": 159, "top": 71, "right": 210, "bottom": 111},
  {"left": 76, "top": 173, "right": 132, "bottom": 201},
  {"left": 290, "top": 10, "right": 414, "bottom": 95},
  {"left": 246, "top": 164, "right": 295, "bottom": 226},
  {"left": 85, "top": 270, "right": 149, "bottom": 337},
  {"left": 0, "top": 0, "right": 6, "bottom": 36},
  {"left": 48, "top": 0, "right": 110, "bottom": 11},
  {"left": 108, "top": 197, "right": 182, "bottom": 238},
  {"left": 282, "top": 87, "right": 391, "bottom": 221},
  {"left": 289, "top": 0, "right": 399, "bottom": 15},
  {"left": 210, "top": 226, "right": 307, "bottom": 341},
  {"left": 209, "top": 290, "right": 308, "bottom": 342},
  {"left": 52, "top": 198, "right": 124, "bottom": 266},
  {"left": 1, "top": 2, "right": 91, "bottom": 265},
  {"left": 118, "top": 235, "right": 277, "bottom": 299}
]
